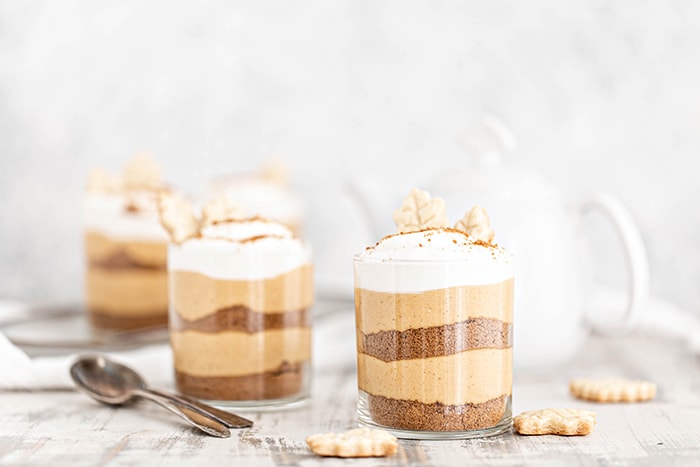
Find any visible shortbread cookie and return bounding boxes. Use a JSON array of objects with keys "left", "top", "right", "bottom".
[
  {"left": 306, "top": 428, "right": 398, "bottom": 458},
  {"left": 157, "top": 193, "right": 199, "bottom": 244},
  {"left": 454, "top": 205, "right": 495, "bottom": 243},
  {"left": 393, "top": 188, "right": 450, "bottom": 233},
  {"left": 513, "top": 408, "right": 596, "bottom": 436},
  {"left": 570, "top": 378, "right": 656, "bottom": 403},
  {"left": 123, "top": 152, "right": 162, "bottom": 190},
  {"left": 201, "top": 195, "right": 246, "bottom": 226}
]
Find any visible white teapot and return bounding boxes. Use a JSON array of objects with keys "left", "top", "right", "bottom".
[{"left": 426, "top": 119, "right": 650, "bottom": 372}]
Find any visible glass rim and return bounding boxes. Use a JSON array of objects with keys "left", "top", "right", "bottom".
[{"left": 353, "top": 252, "right": 514, "bottom": 265}]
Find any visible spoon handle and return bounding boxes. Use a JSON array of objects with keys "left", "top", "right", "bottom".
[
  {"left": 133, "top": 389, "right": 231, "bottom": 438},
  {"left": 148, "top": 389, "right": 254, "bottom": 428}
]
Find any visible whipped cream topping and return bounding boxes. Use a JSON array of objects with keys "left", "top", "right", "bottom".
[
  {"left": 169, "top": 218, "right": 310, "bottom": 280},
  {"left": 355, "top": 228, "right": 513, "bottom": 292},
  {"left": 83, "top": 191, "right": 168, "bottom": 242}
]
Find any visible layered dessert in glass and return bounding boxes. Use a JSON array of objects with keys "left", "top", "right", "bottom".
[
  {"left": 354, "top": 188, "right": 514, "bottom": 439},
  {"left": 83, "top": 154, "right": 170, "bottom": 331},
  {"left": 160, "top": 194, "right": 314, "bottom": 406}
]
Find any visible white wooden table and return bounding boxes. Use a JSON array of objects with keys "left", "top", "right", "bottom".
[{"left": 1, "top": 310, "right": 700, "bottom": 466}]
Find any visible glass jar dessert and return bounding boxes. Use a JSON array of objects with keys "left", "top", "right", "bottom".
[
  {"left": 83, "top": 154, "right": 170, "bottom": 331},
  {"left": 354, "top": 188, "right": 514, "bottom": 439},
  {"left": 208, "top": 160, "right": 305, "bottom": 235},
  {"left": 161, "top": 194, "right": 314, "bottom": 407}
]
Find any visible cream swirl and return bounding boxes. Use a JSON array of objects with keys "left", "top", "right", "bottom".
[
  {"left": 355, "top": 228, "right": 513, "bottom": 292},
  {"left": 83, "top": 191, "right": 168, "bottom": 242},
  {"left": 169, "top": 218, "right": 310, "bottom": 280}
]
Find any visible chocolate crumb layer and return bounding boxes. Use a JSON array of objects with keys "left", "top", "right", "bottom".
[
  {"left": 366, "top": 393, "right": 510, "bottom": 432},
  {"left": 176, "top": 361, "right": 307, "bottom": 401},
  {"left": 361, "top": 318, "right": 511, "bottom": 362},
  {"left": 88, "top": 308, "right": 168, "bottom": 331},
  {"left": 171, "top": 306, "right": 310, "bottom": 333},
  {"left": 88, "top": 250, "right": 166, "bottom": 270}
]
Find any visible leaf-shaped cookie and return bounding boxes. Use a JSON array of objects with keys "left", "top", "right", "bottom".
[
  {"left": 569, "top": 378, "right": 656, "bottom": 402},
  {"left": 455, "top": 205, "right": 495, "bottom": 243},
  {"left": 201, "top": 195, "right": 246, "bottom": 226},
  {"left": 306, "top": 428, "right": 398, "bottom": 458},
  {"left": 513, "top": 408, "right": 596, "bottom": 436},
  {"left": 259, "top": 158, "right": 290, "bottom": 186},
  {"left": 157, "top": 192, "right": 199, "bottom": 243},
  {"left": 123, "top": 152, "right": 162, "bottom": 190},
  {"left": 86, "top": 168, "right": 122, "bottom": 193},
  {"left": 393, "top": 188, "right": 450, "bottom": 232}
]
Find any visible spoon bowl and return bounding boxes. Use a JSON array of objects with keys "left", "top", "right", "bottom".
[
  {"left": 70, "top": 355, "right": 253, "bottom": 437},
  {"left": 70, "top": 355, "right": 146, "bottom": 405}
]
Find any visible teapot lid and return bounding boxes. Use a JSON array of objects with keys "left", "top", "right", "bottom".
[{"left": 435, "top": 117, "right": 557, "bottom": 200}]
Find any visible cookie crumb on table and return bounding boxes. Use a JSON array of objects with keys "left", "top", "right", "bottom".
[
  {"left": 513, "top": 408, "right": 597, "bottom": 436},
  {"left": 570, "top": 378, "right": 657, "bottom": 403},
  {"left": 306, "top": 428, "right": 398, "bottom": 458}
]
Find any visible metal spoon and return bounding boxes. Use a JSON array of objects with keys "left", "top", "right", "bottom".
[{"left": 70, "top": 356, "right": 253, "bottom": 437}]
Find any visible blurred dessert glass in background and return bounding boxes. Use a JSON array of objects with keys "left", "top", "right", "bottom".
[
  {"left": 83, "top": 154, "right": 170, "bottom": 331},
  {"left": 208, "top": 160, "right": 305, "bottom": 235}
]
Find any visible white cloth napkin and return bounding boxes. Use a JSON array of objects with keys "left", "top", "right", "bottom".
[{"left": 0, "top": 299, "right": 172, "bottom": 391}]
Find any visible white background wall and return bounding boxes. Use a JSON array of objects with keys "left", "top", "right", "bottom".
[{"left": 1, "top": 1, "right": 699, "bottom": 313}]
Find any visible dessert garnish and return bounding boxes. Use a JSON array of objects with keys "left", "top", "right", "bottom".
[
  {"left": 569, "top": 378, "right": 657, "bottom": 403},
  {"left": 392, "top": 188, "right": 450, "bottom": 232},
  {"left": 122, "top": 152, "right": 162, "bottom": 190},
  {"left": 513, "top": 408, "right": 597, "bottom": 436},
  {"left": 259, "top": 157, "right": 290, "bottom": 186},
  {"left": 306, "top": 428, "right": 398, "bottom": 458},
  {"left": 158, "top": 193, "right": 250, "bottom": 244},
  {"left": 201, "top": 195, "right": 247, "bottom": 226},
  {"left": 157, "top": 193, "right": 200, "bottom": 244},
  {"left": 86, "top": 153, "right": 163, "bottom": 195},
  {"left": 393, "top": 188, "right": 496, "bottom": 245},
  {"left": 454, "top": 205, "right": 495, "bottom": 243},
  {"left": 86, "top": 168, "right": 122, "bottom": 193}
]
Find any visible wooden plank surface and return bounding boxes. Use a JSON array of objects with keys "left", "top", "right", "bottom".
[{"left": 1, "top": 313, "right": 699, "bottom": 466}]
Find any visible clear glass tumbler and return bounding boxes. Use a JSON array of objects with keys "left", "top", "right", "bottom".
[
  {"left": 83, "top": 193, "right": 169, "bottom": 332},
  {"left": 354, "top": 256, "right": 514, "bottom": 439},
  {"left": 169, "top": 243, "right": 314, "bottom": 408}
]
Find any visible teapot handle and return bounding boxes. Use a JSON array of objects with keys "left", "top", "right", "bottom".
[{"left": 580, "top": 193, "right": 650, "bottom": 333}]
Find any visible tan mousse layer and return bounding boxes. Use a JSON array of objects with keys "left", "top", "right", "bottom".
[
  {"left": 357, "top": 348, "right": 512, "bottom": 406},
  {"left": 171, "top": 328, "right": 311, "bottom": 377},
  {"left": 85, "top": 231, "right": 167, "bottom": 267},
  {"left": 171, "top": 265, "right": 314, "bottom": 320},
  {"left": 85, "top": 268, "right": 168, "bottom": 316},
  {"left": 355, "top": 278, "right": 513, "bottom": 334}
]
